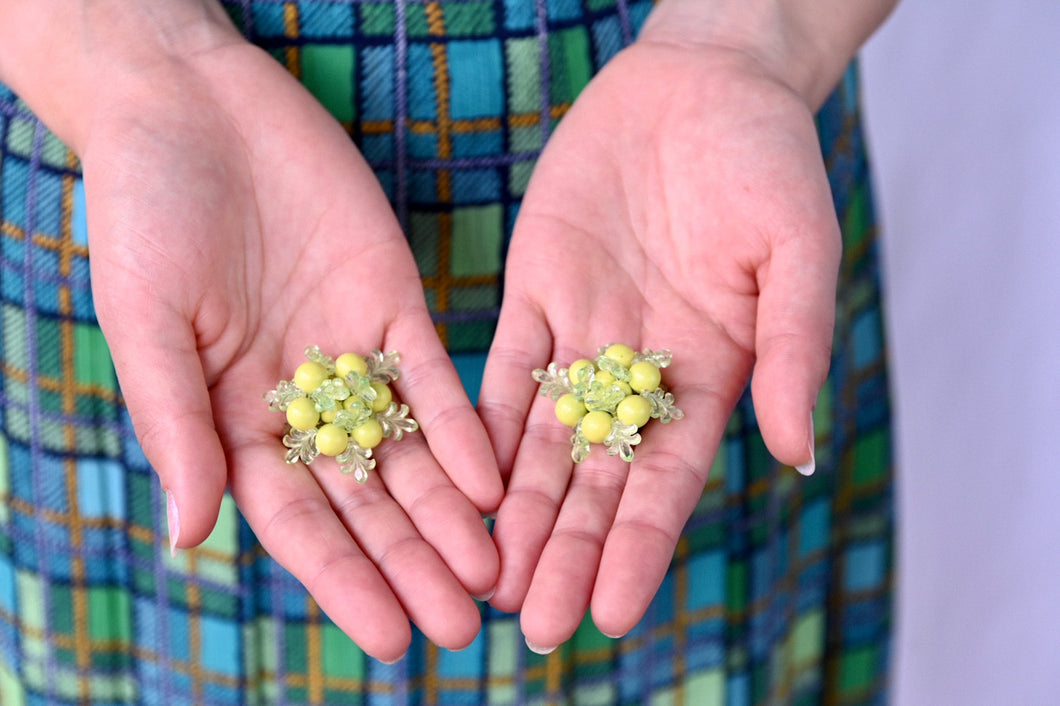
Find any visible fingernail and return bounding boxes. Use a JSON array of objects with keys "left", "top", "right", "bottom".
[
  {"left": 380, "top": 652, "right": 406, "bottom": 665},
  {"left": 795, "top": 412, "right": 816, "bottom": 476},
  {"left": 525, "top": 638, "right": 556, "bottom": 655},
  {"left": 166, "top": 491, "right": 180, "bottom": 557},
  {"left": 472, "top": 587, "right": 496, "bottom": 602},
  {"left": 600, "top": 630, "right": 627, "bottom": 640}
]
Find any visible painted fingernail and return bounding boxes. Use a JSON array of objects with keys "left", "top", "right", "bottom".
[
  {"left": 795, "top": 412, "right": 816, "bottom": 476},
  {"left": 472, "top": 587, "right": 496, "bottom": 602},
  {"left": 166, "top": 491, "right": 180, "bottom": 557},
  {"left": 525, "top": 638, "right": 556, "bottom": 655}
]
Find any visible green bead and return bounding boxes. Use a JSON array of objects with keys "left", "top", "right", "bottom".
[
  {"left": 629, "top": 361, "right": 662, "bottom": 392},
  {"left": 285, "top": 397, "right": 320, "bottom": 431},
  {"left": 580, "top": 410, "right": 613, "bottom": 444},
  {"left": 555, "top": 393, "right": 588, "bottom": 427},
  {"left": 604, "top": 343, "right": 636, "bottom": 368},
  {"left": 369, "top": 382, "right": 392, "bottom": 412},
  {"left": 568, "top": 358, "right": 595, "bottom": 384},
  {"left": 293, "top": 361, "right": 329, "bottom": 393},
  {"left": 316, "top": 423, "right": 349, "bottom": 456},
  {"left": 616, "top": 394, "right": 652, "bottom": 428},
  {"left": 335, "top": 352, "right": 368, "bottom": 378},
  {"left": 352, "top": 418, "right": 384, "bottom": 449}
]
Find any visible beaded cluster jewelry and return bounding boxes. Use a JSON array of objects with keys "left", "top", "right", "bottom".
[
  {"left": 532, "top": 343, "right": 683, "bottom": 462},
  {"left": 264, "top": 346, "right": 418, "bottom": 482}
]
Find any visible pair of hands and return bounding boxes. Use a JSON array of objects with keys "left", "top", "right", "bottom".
[{"left": 81, "top": 28, "right": 839, "bottom": 662}]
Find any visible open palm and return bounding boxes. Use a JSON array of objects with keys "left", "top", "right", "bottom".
[
  {"left": 81, "top": 39, "right": 502, "bottom": 661},
  {"left": 481, "top": 42, "right": 841, "bottom": 649}
]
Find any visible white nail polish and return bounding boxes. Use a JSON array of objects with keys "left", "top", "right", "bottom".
[
  {"left": 795, "top": 412, "right": 816, "bottom": 476},
  {"left": 166, "top": 491, "right": 180, "bottom": 557},
  {"left": 525, "top": 639, "right": 556, "bottom": 655}
]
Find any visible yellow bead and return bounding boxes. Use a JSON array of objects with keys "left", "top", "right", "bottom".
[
  {"left": 629, "top": 361, "right": 662, "bottom": 392},
  {"left": 320, "top": 407, "right": 339, "bottom": 423},
  {"left": 616, "top": 381, "right": 633, "bottom": 396},
  {"left": 315, "top": 423, "right": 349, "bottom": 456},
  {"left": 604, "top": 343, "right": 636, "bottom": 368},
  {"left": 580, "top": 410, "right": 613, "bottom": 444},
  {"left": 335, "top": 352, "right": 368, "bottom": 379},
  {"left": 369, "top": 382, "right": 392, "bottom": 413},
  {"left": 554, "top": 393, "right": 588, "bottom": 427},
  {"left": 594, "top": 369, "right": 616, "bottom": 386},
  {"left": 352, "top": 418, "right": 384, "bottom": 449},
  {"left": 568, "top": 358, "right": 595, "bottom": 384},
  {"left": 293, "top": 361, "right": 329, "bottom": 393},
  {"left": 285, "top": 397, "right": 320, "bottom": 431},
  {"left": 616, "top": 394, "right": 652, "bottom": 428}
]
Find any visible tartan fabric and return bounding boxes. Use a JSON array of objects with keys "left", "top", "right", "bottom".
[{"left": 0, "top": 1, "right": 892, "bottom": 704}]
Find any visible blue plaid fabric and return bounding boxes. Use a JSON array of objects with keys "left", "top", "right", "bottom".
[{"left": 0, "top": 2, "right": 892, "bottom": 703}]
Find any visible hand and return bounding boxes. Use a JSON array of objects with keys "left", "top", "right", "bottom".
[
  {"left": 80, "top": 25, "right": 502, "bottom": 660},
  {"left": 479, "top": 41, "right": 840, "bottom": 649}
]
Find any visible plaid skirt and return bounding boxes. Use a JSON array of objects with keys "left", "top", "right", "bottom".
[{"left": 0, "top": 2, "right": 893, "bottom": 703}]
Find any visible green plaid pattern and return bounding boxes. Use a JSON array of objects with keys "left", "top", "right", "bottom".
[{"left": 0, "top": 2, "right": 892, "bottom": 704}]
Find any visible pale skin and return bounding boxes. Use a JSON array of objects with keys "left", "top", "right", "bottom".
[{"left": 0, "top": 0, "right": 896, "bottom": 661}]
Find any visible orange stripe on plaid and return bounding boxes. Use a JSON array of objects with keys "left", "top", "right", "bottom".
[{"left": 284, "top": 3, "right": 301, "bottom": 78}]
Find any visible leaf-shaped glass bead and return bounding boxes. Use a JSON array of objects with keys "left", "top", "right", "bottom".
[
  {"left": 584, "top": 381, "right": 626, "bottom": 414},
  {"left": 604, "top": 422, "right": 642, "bottom": 462},
  {"left": 337, "top": 443, "right": 376, "bottom": 483},
  {"left": 570, "top": 428, "right": 591, "bottom": 463},
  {"left": 283, "top": 427, "right": 319, "bottom": 465},
  {"left": 633, "top": 348, "right": 673, "bottom": 368},
  {"left": 643, "top": 389, "right": 684, "bottom": 423},
  {"left": 532, "top": 362, "right": 573, "bottom": 401},
  {"left": 344, "top": 371, "right": 377, "bottom": 404},
  {"left": 375, "top": 402, "right": 419, "bottom": 441},
  {"left": 366, "top": 350, "right": 402, "bottom": 383},
  {"left": 594, "top": 355, "right": 632, "bottom": 382},
  {"left": 334, "top": 407, "right": 370, "bottom": 433},
  {"left": 304, "top": 345, "right": 336, "bottom": 373},
  {"left": 265, "top": 380, "right": 304, "bottom": 412}
]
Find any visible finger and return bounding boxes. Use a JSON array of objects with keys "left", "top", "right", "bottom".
[
  {"left": 488, "top": 391, "right": 578, "bottom": 613},
  {"left": 750, "top": 215, "right": 841, "bottom": 472},
  {"left": 386, "top": 306, "right": 504, "bottom": 514},
  {"left": 102, "top": 310, "right": 226, "bottom": 551},
  {"left": 373, "top": 430, "right": 499, "bottom": 599},
  {"left": 590, "top": 358, "right": 742, "bottom": 639},
  {"left": 228, "top": 444, "right": 412, "bottom": 662},
  {"left": 310, "top": 455, "right": 483, "bottom": 651},
  {"left": 478, "top": 290, "right": 553, "bottom": 478},
  {"left": 518, "top": 452, "right": 629, "bottom": 651}
]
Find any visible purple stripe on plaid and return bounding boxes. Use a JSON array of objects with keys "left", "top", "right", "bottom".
[
  {"left": 534, "top": 0, "right": 552, "bottom": 146},
  {"left": 392, "top": 0, "right": 411, "bottom": 231},
  {"left": 0, "top": 391, "right": 125, "bottom": 437},
  {"left": 21, "top": 112, "right": 61, "bottom": 694},
  {"left": 152, "top": 486, "right": 179, "bottom": 703},
  {"left": 615, "top": 0, "right": 634, "bottom": 45},
  {"left": 0, "top": 257, "right": 93, "bottom": 295},
  {"left": 269, "top": 557, "right": 290, "bottom": 703}
]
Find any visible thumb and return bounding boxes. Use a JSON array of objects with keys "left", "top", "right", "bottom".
[
  {"left": 102, "top": 306, "right": 227, "bottom": 552},
  {"left": 750, "top": 222, "right": 841, "bottom": 474}
]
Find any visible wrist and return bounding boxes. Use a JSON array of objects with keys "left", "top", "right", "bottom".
[
  {"left": 639, "top": 0, "right": 897, "bottom": 110},
  {"left": 0, "top": 0, "right": 242, "bottom": 151}
]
